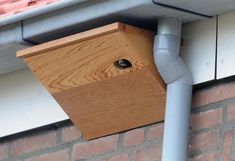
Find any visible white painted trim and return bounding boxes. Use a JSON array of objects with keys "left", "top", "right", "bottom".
[{"left": 0, "top": 69, "right": 68, "bottom": 138}]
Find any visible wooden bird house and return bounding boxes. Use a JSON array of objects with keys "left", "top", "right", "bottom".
[{"left": 17, "top": 22, "right": 166, "bottom": 140}]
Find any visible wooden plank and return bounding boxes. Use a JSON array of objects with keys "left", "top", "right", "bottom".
[{"left": 17, "top": 22, "right": 154, "bottom": 58}]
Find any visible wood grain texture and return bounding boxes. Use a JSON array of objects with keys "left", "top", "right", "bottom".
[
  {"left": 23, "top": 32, "right": 146, "bottom": 93},
  {"left": 17, "top": 22, "right": 154, "bottom": 58},
  {"left": 18, "top": 22, "right": 166, "bottom": 140},
  {"left": 53, "top": 68, "right": 165, "bottom": 139}
]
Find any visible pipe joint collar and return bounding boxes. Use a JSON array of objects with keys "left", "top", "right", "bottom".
[
  {"left": 154, "top": 34, "right": 181, "bottom": 55},
  {"left": 154, "top": 34, "right": 181, "bottom": 69},
  {"left": 154, "top": 34, "right": 193, "bottom": 85}
]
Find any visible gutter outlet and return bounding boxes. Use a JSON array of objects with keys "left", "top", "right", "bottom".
[{"left": 154, "top": 18, "right": 193, "bottom": 161}]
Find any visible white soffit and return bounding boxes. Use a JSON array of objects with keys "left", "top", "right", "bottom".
[
  {"left": 0, "top": 69, "right": 68, "bottom": 138},
  {"left": 181, "top": 17, "right": 216, "bottom": 84},
  {"left": 0, "top": 23, "right": 31, "bottom": 75},
  {"left": 217, "top": 11, "right": 235, "bottom": 79},
  {"left": 154, "top": 0, "right": 235, "bottom": 16},
  {"left": 0, "top": 44, "right": 26, "bottom": 75}
]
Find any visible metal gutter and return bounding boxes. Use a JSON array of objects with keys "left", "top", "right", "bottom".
[
  {"left": 21, "top": 0, "right": 206, "bottom": 43},
  {"left": 152, "top": 0, "right": 211, "bottom": 18}
]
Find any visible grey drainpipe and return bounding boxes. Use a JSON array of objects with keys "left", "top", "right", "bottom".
[{"left": 154, "top": 18, "right": 193, "bottom": 161}]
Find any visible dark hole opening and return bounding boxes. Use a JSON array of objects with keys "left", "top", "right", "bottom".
[{"left": 114, "top": 59, "right": 132, "bottom": 70}]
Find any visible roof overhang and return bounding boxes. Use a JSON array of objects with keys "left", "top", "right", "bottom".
[{"left": 1, "top": 0, "right": 235, "bottom": 75}]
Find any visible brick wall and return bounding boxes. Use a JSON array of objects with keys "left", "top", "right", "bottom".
[{"left": 1, "top": 79, "right": 235, "bottom": 161}]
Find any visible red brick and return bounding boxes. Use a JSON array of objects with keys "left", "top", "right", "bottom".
[
  {"left": 192, "top": 82, "right": 235, "bottom": 108},
  {"left": 191, "top": 108, "right": 222, "bottom": 130},
  {"left": 190, "top": 152, "right": 218, "bottom": 161},
  {"left": 0, "top": 143, "right": 8, "bottom": 160},
  {"left": 123, "top": 128, "right": 144, "bottom": 147},
  {"left": 227, "top": 104, "right": 235, "bottom": 122},
  {"left": 61, "top": 125, "right": 81, "bottom": 144},
  {"left": 72, "top": 135, "right": 118, "bottom": 160},
  {"left": 11, "top": 131, "right": 56, "bottom": 156},
  {"left": 189, "top": 130, "right": 220, "bottom": 151},
  {"left": 0, "top": 0, "right": 29, "bottom": 14},
  {"left": 94, "top": 154, "right": 130, "bottom": 161},
  {"left": 108, "top": 154, "right": 130, "bottom": 161},
  {"left": 0, "top": 0, "right": 59, "bottom": 17},
  {"left": 222, "top": 130, "right": 233, "bottom": 161},
  {"left": 146, "top": 123, "right": 164, "bottom": 140},
  {"left": 135, "top": 145, "right": 162, "bottom": 161},
  {"left": 25, "top": 149, "right": 68, "bottom": 161}
]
